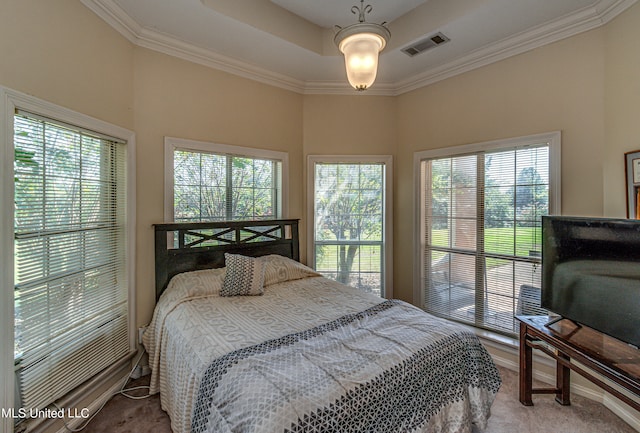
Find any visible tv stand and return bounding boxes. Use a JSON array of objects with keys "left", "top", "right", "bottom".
[{"left": 517, "top": 315, "right": 640, "bottom": 412}]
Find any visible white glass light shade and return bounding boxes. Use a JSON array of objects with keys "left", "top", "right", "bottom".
[
  {"left": 335, "top": 21, "right": 389, "bottom": 91},
  {"left": 338, "top": 33, "right": 384, "bottom": 91}
]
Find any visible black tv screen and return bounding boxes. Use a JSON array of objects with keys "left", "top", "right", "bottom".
[{"left": 541, "top": 216, "right": 640, "bottom": 348}]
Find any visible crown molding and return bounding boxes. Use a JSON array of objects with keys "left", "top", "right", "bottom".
[
  {"left": 135, "top": 28, "right": 307, "bottom": 94},
  {"left": 81, "top": 0, "right": 307, "bottom": 94},
  {"left": 394, "top": 0, "right": 638, "bottom": 95},
  {"left": 83, "top": 0, "right": 637, "bottom": 97},
  {"left": 81, "top": 0, "right": 141, "bottom": 44},
  {"left": 302, "top": 81, "right": 397, "bottom": 96},
  {"left": 598, "top": 0, "right": 639, "bottom": 21}
]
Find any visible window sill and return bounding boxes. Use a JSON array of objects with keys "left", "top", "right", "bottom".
[{"left": 471, "top": 326, "right": 519, "bottom": 349}]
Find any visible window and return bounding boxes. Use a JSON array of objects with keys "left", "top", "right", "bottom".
[
  {"left": 165, "top": 137, "right": 287, "bottom": 222},
  {"left": 2, "top": 90, "right": 135, "bottom": 422},
  {"left": 308, "top": 156, "right": 393, "bottom": 298},
  {"left": 416, "top": 132, "right": 560, "bottom": 336}
]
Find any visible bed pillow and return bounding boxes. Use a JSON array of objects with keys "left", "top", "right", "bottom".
[
  {"left": 162, "top": 267, "right": 225, "bottom": 302},
  {"left": 262, "top": 254, "right": 321, "bottom": 287},
  {"left": 221, "top": 253, "right": 266, "bottom": 296}
]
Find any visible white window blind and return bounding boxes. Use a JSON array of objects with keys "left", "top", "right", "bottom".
[
  {"left": 421, "top": 143, "right": 552, "bottom": 336},
  {"left": 173, "top": 148, "right": 282, "bottom": 222},
  {"left": 309, "top": 157, "right": 393, "bottom": 298},
  {"left": 13, "top": 111, "right": 129, "bottom": 413}
]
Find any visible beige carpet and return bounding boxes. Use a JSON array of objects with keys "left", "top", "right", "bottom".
[
  {"left": 482, "top": 367, "right": 636, "bottom": 433},
  {"left": 82, "top": 366, "right": 637, "bottom": 433}
]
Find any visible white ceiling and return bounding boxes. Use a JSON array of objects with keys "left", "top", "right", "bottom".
[
  {"left": 270, "top": 0, "right": 428, "bottom": 29},
  {"left": 81, "top": 0, "right": 637, "bottom": 95}
]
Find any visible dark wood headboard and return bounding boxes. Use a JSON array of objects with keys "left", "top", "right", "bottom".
[{"left": 154, "top": 219, "right": 300, "bottom": 299}]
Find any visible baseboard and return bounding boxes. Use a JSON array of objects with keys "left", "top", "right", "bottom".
[
  {"left": 603, "top": 393, "right": 640, "bottom": 431},
  {"left": 53, "top": 376, "right": 126, "bottom": 433}
]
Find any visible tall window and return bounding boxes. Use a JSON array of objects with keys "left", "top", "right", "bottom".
[
  {"left": 165, "top": 138, "right": 287, "bottom": 222},
  {"left": 416, "top": 133, "right": 560, "bottom": 336},
  {"left": 11, "top": 108, "right": 133, "bottom": 416},
  {"left": 308, "top": 156, "right": 393, "bottom": 298}
]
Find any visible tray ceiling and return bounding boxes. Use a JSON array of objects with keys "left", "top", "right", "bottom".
[{"left": 81, "top": 0, "right": 637, "bottom": 95}]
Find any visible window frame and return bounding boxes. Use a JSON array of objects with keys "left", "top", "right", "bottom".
[
  {"left": 0, "top": 86, "right": 136, "bottom": 432},
  {"left": 413, "top": 132, "right": 561, "bottom": 319},
  {"left": 307, "top": 155, "right": 394, "bottom": 298},
  {"left": 164, "top": 137, "right": 288, "bottom": 222}
]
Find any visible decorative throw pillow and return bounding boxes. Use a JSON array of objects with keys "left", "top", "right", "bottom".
[{"left": 221, "top": 253, "right": 266, "bottom": 296}]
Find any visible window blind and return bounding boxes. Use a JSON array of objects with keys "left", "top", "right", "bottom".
[
  {"left": 13, "top": 111, "right": 129, "bottom": 413},
  {"left": 313, "top": 163, "right": 386, "bottom": 297},
  {"left": 422, "top": 145, "right": 549, "bottom": 336},
  {"left": 173, "top": 149, "right": 282, "bottom": 222}
]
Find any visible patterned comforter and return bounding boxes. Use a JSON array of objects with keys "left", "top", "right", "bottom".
[{"left": 144, "top": 255, "right": 501, "bottom": 433}]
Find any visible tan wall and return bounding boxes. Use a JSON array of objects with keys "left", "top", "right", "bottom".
[
  {"left": 0, "top": 0, "right": 134, "bottom": 129},
  {"left": 302, "top": 95, "right": 397, "bottom": 156},
  {"left": 604, "top": 2, "right": 640, "bottom": 217},
  {"left": 394, "top": 28, "right": 607, "bottom": 302},
  {"left": 133, "top": 48, "right": 304, "bottom": 325}
]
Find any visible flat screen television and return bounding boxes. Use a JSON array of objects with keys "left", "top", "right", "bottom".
[{"left": 541, "top": 216, "right": 640, "bottom": 348}]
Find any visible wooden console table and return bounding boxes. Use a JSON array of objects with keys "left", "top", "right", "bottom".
[{"left": 517, "top": 315, "right": 640, "bottom": 411}]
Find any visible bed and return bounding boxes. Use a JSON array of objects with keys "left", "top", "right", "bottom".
[{"left": 144, "top": 219, "right": 501, "bottom": 433}]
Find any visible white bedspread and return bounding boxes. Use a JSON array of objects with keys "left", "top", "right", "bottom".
[{"left": 143, "top": 255, "right": 500, "bottom": 433}]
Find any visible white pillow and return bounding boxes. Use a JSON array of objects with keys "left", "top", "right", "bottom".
[
  {"left": 221, "top": 253, "right": 266, "bottom": 296},
  {"left": 261, "top": 254, "right": 321, "bottom": 287}
]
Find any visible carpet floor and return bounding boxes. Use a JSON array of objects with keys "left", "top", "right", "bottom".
[{"left": 81, "top": 366, "right": 637, "bottom": 432}]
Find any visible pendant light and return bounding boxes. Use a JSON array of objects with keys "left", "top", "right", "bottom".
[{"left": 334, "top": 1, "right": 390, "bottom": 91}]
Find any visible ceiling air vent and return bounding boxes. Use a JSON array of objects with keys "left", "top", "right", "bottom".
[{"left": 402, "top": 32, "right": 450, "bottom": 57}]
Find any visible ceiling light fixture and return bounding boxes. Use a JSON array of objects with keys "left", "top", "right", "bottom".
[{"left": 334, "top": 1, "right": 390, "bottom": 92}]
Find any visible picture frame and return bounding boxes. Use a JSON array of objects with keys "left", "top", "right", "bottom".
[{"left": 624, "top": 150, "right": 640, "bottom": 219}]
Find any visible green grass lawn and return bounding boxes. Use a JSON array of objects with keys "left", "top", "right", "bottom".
[
  {"left": 315, "top": 244, "right": 382, "bottom": 272},
  {"left": 314, "top": 227, "right": 541, "bottom": 273},
  {"left": 430, "top": 226, "right": 541, "bottom": 262}
]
